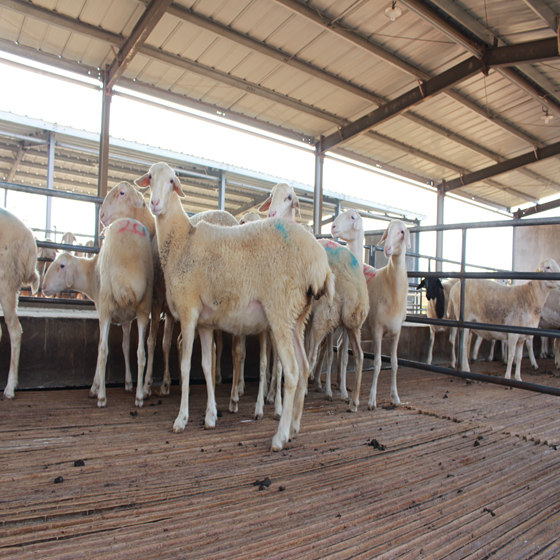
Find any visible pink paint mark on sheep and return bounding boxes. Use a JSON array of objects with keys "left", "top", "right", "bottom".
[
  {"left": 363, "top": 264, "right": 377, "bottom": 283},
  {"left": 324, "top": 240, "right": 341, "bottom": 249},
  {"left": 117, "top": 219, "right": 147, "bottom": 238}
]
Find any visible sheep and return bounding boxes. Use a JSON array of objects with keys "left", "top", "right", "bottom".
[
  {"left": 100, "top": 183, "right": 243, "bottom": 396},
  {"left": 305, "top": 239, "right": 369, "bottom": 411},
  {"left": 134, "top": 162, "right": 333, "bottom": 451},
  {"left": 43, "top": 218, "right": 153, "bottom": 407},
  {"left": 0, "top": 208, "right": 40, "bottom": 399},
  {"left": 416, "top": 277, "right": 458, "bottom": 365},
  {"left": 447, "top": 258, "right": 560, "bottom": 381},
  {"left": 259, "top": 183, "right": 300, "bottom": 220},
  {"left": 100, "top": 181, "right": 174, "bottom": 398},
  {"left": 537, "top": 289, "right": 560, "bottom": 366},
  {"left": 365, "top": 220, "right": 411, "bottom": 410},
  {"left": 239, "top": 211, "right": 261, "bottom": 224},
  {"left": 36, "top": 240, "right": 57, "bottom": 293},
  {"left": 330, "top": 209, "right": 376, "bottom": 397}
]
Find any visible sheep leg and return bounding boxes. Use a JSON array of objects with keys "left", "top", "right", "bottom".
[
  {"left": 540, "top": 336, "right": 549, "bottom": 359},
  {"left": 459, "top": 328, "right": 471, "bottom": 372},
  {"left": 238, "top": 334, "right": 246, "bottom": 397},
  {"left": 143, "top": 310, "right": 160, "bottom": 398},
  {"left": 526, "top": 337, "right": 538, "bottom": 370},
  {"left": 488, "top": 340, "right": 496, "bottom": 361},
  {"left": 266, "top": 341, "right": 277, "bottom": 404},
  {"left": 121, "top": 321, "right": 133, "bottom": 392},
  {"left": 504, "top": 333, "right": 519, "bottom": 380},
  {"left": 514, "top": 337, "right": 524, "bottom": 381},
  {"left": 471, "top": 335, "right": 482, "bottom": 361},
  {"left": 315, "top": 336, "right": 329, "bottom": 395},
  {"left": 290, "top": 319, "right": 311, "bottom": 439},
  {"left": 199, "top": 327, "right": 218, "bottom": 429},
  {"left": 159, "top": 314, "right": 174, "bottom": 396},
  {"left": 347, "top": 328, "right": 364, "bottom": 413},
  {"left": 271, "top": 329, "right": 299, "bottom": 452},
  {"left": 337, "top": 331, "right": 350, "bottom": 402},
  {"left": 554, "top": 338, "right": 560, "bottom": 369},
  {"left": 215, "top": 330, "right": 223, "bottom": 385},
  {"left": 449, "top": 327, "right": 457, "bottom": 368},
  {"left": 134, "top": 314, "right": 149, "bottom": 408},
  {"left": 367, "top": 330, "right": 383, "bottom": 410},
  {"left": 173, "top": 322, "right": 196, "bottom": 432},
  {"left": 426, "top": 326, "right": 435, "bottom": 365},
  {"left": 1, "top": 292, "right": 22, "bottom": 400},
  {"left": 93, "top": 318, "right": 111, "bottom": 408},
  {"left": 389, "top": 334, "right": 401, "bottom": 406},
  {"left": 254, "top": 331, "right": 269, "bottom": 420},
  {"left": 229, "top": 334, "right": 244, "bottom": 413}
]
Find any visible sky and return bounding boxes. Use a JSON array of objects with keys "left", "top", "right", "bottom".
[{"left": 0, "top": 52, "right": 521, "bottom": 272}]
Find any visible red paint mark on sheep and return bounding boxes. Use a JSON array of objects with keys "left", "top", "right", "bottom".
[
  {"left": 117, "top": 220, "right": 147, "bottom": 238},
  {"left": 363, "top": 264, "right": 376, "bottom": 283}
]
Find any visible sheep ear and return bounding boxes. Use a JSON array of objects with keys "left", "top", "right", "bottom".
[
  {"left": 65, "top": 262, "right": 74, "bottom": 289},
  {"left": 380, "top": 228, "right": 388, "bottom": 245},
  {"left": 293, "top": 195, "right": 301, "bottom": 218},
  {"left": 172, "top": 175, "right": 185, "bottom": 197},
  {"left": 404, "top": 227, "right": 411, "bottom": 249},
  {"left": 259, "top": 195, "right": 272, "bottom": 212},
  {"left": 135, "top": 173, "right": 151, "bottom": 189}
]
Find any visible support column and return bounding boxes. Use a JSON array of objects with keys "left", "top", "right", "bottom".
[
  {"left": 46, "top": 132, "right": 55, "bottom": 237},
  {"left": 436, "top": 182, "right": 445, "bottom": 271},
  {"left": 218, "top": 172, "right": 226, "bottom": 211},
  {"left": 96, "top": 75, "right": 112, "bottom": 245},
  {"left": 313, "top": 139, "right": 324, "bottom": 236}
]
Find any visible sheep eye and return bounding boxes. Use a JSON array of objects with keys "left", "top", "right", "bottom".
[
  {"left": 60, "top": 264, "right": 65, "bottom": 269},
  {"left": 148, "top": 174, "right": 152, "bottom": 179},
  {"left": 119, "top": 190, "right": 125, "bottom": 196},
  {"left": 287, "top": 195, "right": 292, "bottom": 201}
]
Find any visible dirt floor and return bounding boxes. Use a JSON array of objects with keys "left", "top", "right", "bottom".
[{"left": 1, "top": 358, "right": 559, "bottom": 559}]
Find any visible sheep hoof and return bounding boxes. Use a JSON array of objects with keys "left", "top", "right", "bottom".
[
  {"left": 228, "top": 402, "right": 238, "bottom": 414},
  {"left": 204, "top": 416, "right": 216, "bottom": 429},
  {"left": 368, "top": 402, "right": 377, "bottom": 411},
  {"left": 273, "top": 408, "right": 282, "bottom": 421},
  {"left": 254, "top": 412, "right": 263, "bottom": 421},
  {"left": 158, "top": 383, "right": 170, "bottom": 396},
  {"left": 324, "top": 392, "right": 333, "bottom": 402},
  {"left": 142, "top": 386, "right": 152, "bottom": 399},
  {"left": 173, "top": 417, "right": 187, "bottom": 432},
  {"left": 125, "top": 383, "right": 133, "bottom": 392},
  {"left": 3, "top": 389, "right": 14, "bottom": 400},
  {"left": 88, "top": 388, "right": 98, "bottom": 399},
  {"left": 135, "top": 397, "right": 144, "bottom": 408},
  {"left": 271, "top": 433, "right": 285, "bottom": 452},
  {"left": 347, "top": 402, "right": 358, "bottom": 413},
  {"left": 97, "top": 398, "right": 107, "bottom": 408}
]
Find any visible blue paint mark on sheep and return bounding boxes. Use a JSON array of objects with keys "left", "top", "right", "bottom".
[
  {"left": 323, "top": 240, "right": 359, "bottom": 269},
  {"left": 275, "top": 221, "right": 289, "bottom": 241}
]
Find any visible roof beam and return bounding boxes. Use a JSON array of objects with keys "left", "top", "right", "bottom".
[
  {"left": 521, "top": 0, "right": 559, "bottom": 32},
  {"left": 321, "top": 37, "right": 560, "bottom": 152},
  {"left": 105, "top": 0, "right": 173, "bottom": 90},
  {"left": 442, "top": 141, "right": 560, "bottom": 192},
  {"left": 514, "top": 197, "right": 560, "bottom": 219}
]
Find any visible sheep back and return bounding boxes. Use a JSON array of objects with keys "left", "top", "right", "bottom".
[
  {"left": 159, "top": 217, "right": 331, "bottom": 333},
  {"left": 97, "top": 218, "right": 153, "bottom": 319},
  {"left": 0, "top": 208, "right": 40, "bottom": 294},
  {"left": 318, "top": 239, "right": 369, "bottom": 330},
  {"left": 191, "top": 210, "right": 238, "bottom": 227}
]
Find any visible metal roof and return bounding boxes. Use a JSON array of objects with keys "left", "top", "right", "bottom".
[{"left": 0, "top": 0, "right": 559, "bottom": 214}]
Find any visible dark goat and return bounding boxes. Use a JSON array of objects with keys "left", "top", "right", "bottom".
[{"left": 417, "top": 278, "right": 445, "bottom": 319}]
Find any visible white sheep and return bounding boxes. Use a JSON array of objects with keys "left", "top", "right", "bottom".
[
  {"left": 330, "top": 209, "right": 376, "bottom": 397},
  {"left": 36, "top": 240, "right": 57, "bottom": 293},
  {"left": 100, "top": 181, "right": 174, "bottom": 398},
  {"left": 239, "top": 211, "right": 262, "bottom": 224},
  {"left": 43, "top": 218, "right": 153, "bottom": 407},
  {"left": 0, "top": 208, "right": 40, "bottom": 399},
  {"left": 365, "top": 220, "right": 411, "bottom": 410},
  {"left": 305, "top": 239, "right": 369, "bottom": 411},
  {"left": 135, "top": 162, "right": 333, "bottom": 451},
  {"left": 447, "top": 258, "right": 560, "bottom": 380},
  {"left": 259, "top": 183, "right": 300, "bottom": 220}
]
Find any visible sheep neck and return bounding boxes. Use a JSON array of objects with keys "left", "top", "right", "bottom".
[
  {"left": 73, "top": 256, "right": 99, "bottom": 302},
  {"left": 344, "top": 228, "right": 364, "bottom": 267},
  {"left": 153, "top": 192, "right": 193, "bottom": 268}
]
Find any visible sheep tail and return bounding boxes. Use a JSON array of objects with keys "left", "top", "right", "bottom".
[
  {"left": 310, "top": 268, "right": 335, "bottom": 304},
  {"left": 26, "top": 269, "right": 40, "bottom": 295}
]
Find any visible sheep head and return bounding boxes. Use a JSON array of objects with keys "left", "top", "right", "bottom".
[
  {"left": 42, "top": 253, "right": 75, "bottom": 296},
  {"left": 100, "top": 182, "right": 145, "bottom": 227},
  {"left": 134, "top": 162, "right": 184, "bottom": 216},
  {"left": 537, "top": 257, "right": 560, "bottom": 289},
  {"left": 381, "top": 220, "right": 411, "bottom": 258},
  {"left": 332, "top": 209, "right": 362, "bottom": 240},
  {"left": 260, "top": 183, "right": 300, "bottom": 220}
]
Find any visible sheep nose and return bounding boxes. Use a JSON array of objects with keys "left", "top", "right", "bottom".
[
  {"left": 151, "top": 199, "right": 160, "bottom": 209},
  {"left": 269, "top": 210, "right": 276, "bottom": 217}
]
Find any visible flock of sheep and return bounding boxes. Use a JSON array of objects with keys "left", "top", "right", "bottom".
[{"left": 1, "top": 161, "right": 559, "bottom": 451}]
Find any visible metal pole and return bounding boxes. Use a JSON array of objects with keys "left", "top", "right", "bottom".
[
  {"left": 97, "top": 74, "right": 112, "bottom": 245},
  {"left": 218, "top": 172, "right": 226, "bottom": 210},
  {"left": 456, "top": 227, "right": 468, "bottom": 369},
  {"left": 436, "top": 183, "right": 445, "bottom": 272},
  {"left": 313, "top": 138, "right": 324, "bottom": 235},
  {"left": 46, "top": 132, "right": 55, "bottom": 237}
]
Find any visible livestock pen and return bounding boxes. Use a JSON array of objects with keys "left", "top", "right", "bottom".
[{"left": 1, "top": 183, "right": 560, "bottom": 558}]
